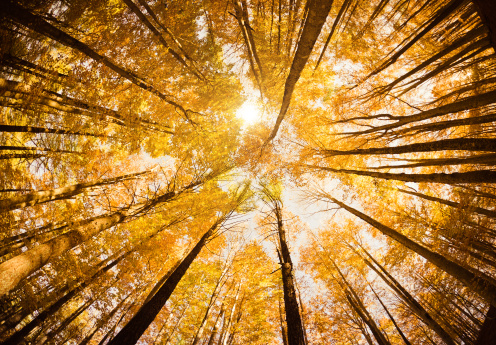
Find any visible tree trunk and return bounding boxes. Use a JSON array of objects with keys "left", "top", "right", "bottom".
[
  {"left": 2, "top": 251, "right": 124, "bottom": 344},
  {"left": 321, "top": 138, "right": 496, "bottom": 156},
  {"left": 2, "top": 0, "right": 194, "bottom": 121},
  {"left": 0, "top": 170, "right": 147, "bottom": 212},
  {"left": 347, "top": 89, "right": 496, "bottom": 136},
  {"left": 107, "top": 219, "right": 221, "bottom": 345},
  {"left": 191, "top": 267, "right": 229, "bottom": 345},
  {"left": 265, "top": 0, "right": 333, "bottom": 144},
  {"left": 207, "top": 305, "right": 224, "bottom": 345},
  {"left": 121, "top": 0, "right": 203, "bottom": 80},
  {"left": 396, "top": 188, "right": 496, "bottom": 219},
  {"left": 279, "top": 299, "right": 289, "bottom": 345},
  {"left": 326, "top": 252, "right": 390, "bottom": 345},
  {"left": 0, "top": 124, "right": 107, "bottom": 137},
  {"left": 233, "top": 0, "right": 264, "bottom": 96},
  {"left": 274, "top": 202, "right": 306, "bottom": 345},
  {"left": 328, "top": 196, "right": 496, "bottom": 307},
  {"left": 308, "top": 164, "right": 496, "bottom": 184},
  {"left": 355, "top": 245, "right": 456, "bottom": 345},
  {"left": 475, "top": 305, "right": 496, "bottom": 344},
  {"left": 472, "top": 0, "right": 496, "bottom": 53},
  {"left": 345, "top": 292, "right": 390, "bottom": 345},
  {"left": 0, "top": 212, "right": 123, "bottom": 296},
  {"left": 361, "top": 0, "right": 464, "bottom": 81},
  {"left": 370, "top": 285, "right": 412, "bottom": 345},
  {"left": 315, "top": 0, "right": 350, "bottom": 71}
]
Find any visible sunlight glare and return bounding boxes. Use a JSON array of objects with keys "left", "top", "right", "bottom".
[{"left": 236, "top": 101, "right": 260, "bottom": 125}]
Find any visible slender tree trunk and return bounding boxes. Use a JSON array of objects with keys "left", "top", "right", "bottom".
[
  {"left": 279, "top": 299, "right": 289, "bottom": 345},
  {"left": 345, "top": 292, "right": 390, "bottom": 345},
  {"left": 321, "top": 138, "right": 496, "bottom": 156},
  {"left": 355, "top": 246, "right": 456, "bottom": 345},
  {"left": 0, "top": 170, "right": 147, "bottom": 212},
  {"left": 0, "top": 78, "right": 173, "bottom": 132},
  {"left": 207, "top": 305, "right": 224, "bottom": 345},
  {"left": 274, "top": 202, "right": 306, "bottom": 345},
  {"left": 265, "top": 0, "right": 333, "bottom": 144},
  {"left": 1, "top": 251, "right": 124, "bottom": 344},
  {"left": 346, "top": 89, "right": 496, "bottom": 136},
  {"left": 370, "top": 285, "right": 412, "bottom": 345},
  {"left": 107, "top": 219, "right": 222, "bottom": 345},
  {"left": 360, "top": 0, "right": 464, "bottom": 82},
  {"left": 326, "top": 252, "right": 390, "bottom": 345},
  {"left": 233, "top": 0, "right": 264, "bottom": 96},
  {"left": 1, "top": 0, "right": 194, "bottom": 121},
  {"left": 219, "top": 285, "right": 240, "bottom": 345},
  {"left": 396, "top": 188, "right": 496, "bottom": 219},
  {"left": 315, "top": 0, "right": 349, "bottom": 71},
  {"left": 121, "top": 0, "right": 203, "bottom": 80},
  {"left": 472, "top": 0, "right": 496, "bottom": 52},
  {"left": 328, "top": 196, "right": 496, "bottom": 306},
  {"left": 475, "top": 305, "right": 496, "bottom": 344},
  {"left": 0, "top": 124, "right": 107, "bottom": 137},
  {"left": 0, "top": 177, "right": 203, "bottom": 296},
  {"left": 191, "top": 267, "right": 229, "bottom": 345},
  {"left": 371, "top": 153, "right": 496, "bottom": 170},
  {"left": 308, "top": 164, "right": 496, "bottom": 184}
]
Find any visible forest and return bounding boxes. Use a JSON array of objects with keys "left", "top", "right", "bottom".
[{"left": 1, "top": 0, "right": 496, "bottom": 344}]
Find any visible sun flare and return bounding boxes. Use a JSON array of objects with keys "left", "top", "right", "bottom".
[{"left": 236, "top": 101, "right": 260, "bottom": 124}]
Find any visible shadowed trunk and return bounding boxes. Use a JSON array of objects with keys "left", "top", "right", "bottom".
[
  {"left": 2, "top": 0, "right": 194, "bottom": 121},
  {"left": 265, "top": 0, "right": 333, "bottom": 144},
  {"left": 327, "top": 196, "right": 496, "bottom": 307},
  {"left": 307, "top": 164, "right": 496, "bottom": 184},
  {"left": 107, "top": 219, "right": 221, "bottom": 345},
  {"left": 274, "top": 202, "right": 306, "bottom": 345}
]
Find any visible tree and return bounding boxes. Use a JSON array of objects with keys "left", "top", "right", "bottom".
[{"left": 1, "top": 0, "right": 496, "bottom": 343}]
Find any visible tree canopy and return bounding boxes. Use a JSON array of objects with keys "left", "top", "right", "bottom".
[{"left": 1, "top": 0, "right": 496, "bottom": 344}]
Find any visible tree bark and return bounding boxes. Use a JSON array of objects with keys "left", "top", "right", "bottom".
[
  {"left": 0, "top": 212, "right": 123, "bottom": 296},
  {"left": 0, "top": 170, "right": 147, "bottom": 212},
  {"left": 274, "top": 202, "right": 306, "bottom": 345},
  {"left": 121, "top": 0, "right": 203, "bottom": 80},
  {"left": 475, "top": 305, "right": 496, "bottom": 344},
  {"left": 472, "top": 0, "right": 496, "bottom": 53},
  {"left": 320, "top": 138, "right": 496, "bottom": 156},
  {"left": 191, "top": 267, "right": 229, "bottom": 345},
  {"left": 265, "top": 0, "right": 333, "bottom": 144},
  {"left": 327, "top": 196, "right": 496, "bottom": 307},
  {"left": 346, "top": 89, "right": 496, "bottom": 137},
  {"left": 107, "top": 219, "right": 221, "bottom": 345},
  {"left": 396, "top": 188, "right": 496, "bottom": 219},
  {"left": 370, "top": 285, "right": 412, "bottom": 345},
  {"left": 1, "top": 0, "right": 194, "bottom": 122},
  {"left": 355, "top": 245, "right": 456, "bottom": 345},
  {"left": 0, "top": 124, "right": 107, "bottom": 137},
  {"left": 307, "top": 164, "right": 496, "bottom": 184}
]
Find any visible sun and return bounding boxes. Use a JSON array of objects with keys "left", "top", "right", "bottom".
[{"left": 236, "top": 100, "right": 260, "bottom": 125}]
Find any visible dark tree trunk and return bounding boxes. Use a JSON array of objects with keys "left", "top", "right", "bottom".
[
  {"left": 0, "top": 170, "right": 147, "bottom": 212},
  {"left": 308, "top": 164, "right": 496, "bottom": 184},
  {"left": 396, "top": 188, "right": 496, "bottom": 219},
  {"left": 475, "top": 305, "right": 496, "bottom": 344},
  {"left": 107, "top": 220, "right": 221, "bottom": 345},
  {"left": 356, "top": 245, "right": 456, "bottom": 345},
  {"left": 328, "top": 196, "right": 496, "bottom": 307},
  {"left": 473, "top": 0, "right": 496, "bottom": 53},
  {"left": 1, "top": 0, "right": 194, "bottom": 121},
  {"left": 321, "top": 138, "right": 496, "bottom": 156},
  {"left": 0, "top": 124, "right": 107, "bottom": 137},
  {"left": 274, "top": 203, "right": 306, "bottom": 345},
  {"left": 265, "top": 0, "right": 333, "bottom": 144}
]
